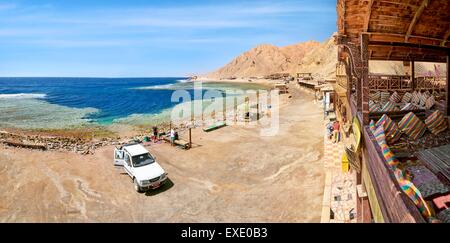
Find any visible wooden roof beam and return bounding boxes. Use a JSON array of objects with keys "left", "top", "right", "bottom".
[
  {"left": 405, "top": 0, "right": 429, "bottom": 42},
  {"left": 364, "top": 0, "right": 375, "bottom": 32},
  {"left": 370, "top": 40, "right": 450, "bottom": 52}
]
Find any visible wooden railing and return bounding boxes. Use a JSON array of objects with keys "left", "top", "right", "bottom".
[
  {"left": 368, "top": 75, "right": 412, "bottom": 92},
  {"left": 346, "top": 92, "right": 425, "bottom": 222},
  {"left": 416, "top": 76, "right": 446, "bottom": 91},
  {"left": 368, "top": 74, "right": 447, "bottom": 93}
]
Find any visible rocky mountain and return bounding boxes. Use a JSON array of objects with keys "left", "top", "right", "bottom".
[
  {"left": 205, "top": 34, "right": 445, "bottom": 80},
  {"left": 206, "top": 41, "right": 322, "bottom": 79}
]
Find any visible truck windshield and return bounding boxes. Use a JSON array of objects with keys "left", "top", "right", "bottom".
[{"left": 132, "top": 153, "right": 155, "bottom": 167}]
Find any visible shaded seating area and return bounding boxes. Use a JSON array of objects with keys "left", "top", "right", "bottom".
[
  {"left": 336, "top": 0, "right": 450, "bottom": 223},
  {"left": 368, "top": 111, "right": 450, "bottom": 222}
]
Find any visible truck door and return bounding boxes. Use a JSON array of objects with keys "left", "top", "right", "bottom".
[
  {"left": 114, "top": 148, "right": 125, "bottom": 167},
  {"left": 123, "top": 152, "right": 133, "bottom": 177}
]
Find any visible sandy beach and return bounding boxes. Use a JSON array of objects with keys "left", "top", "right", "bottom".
[
  {"left": 195, "top": 76, "right": 279, "bottom": 86},
  {"left": 0, "top": 83, "right": 325, "bottom": 222}
]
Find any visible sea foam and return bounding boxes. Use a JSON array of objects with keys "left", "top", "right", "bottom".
[{"left": 0, "top": 93, "right": 47, "bottom": 99}]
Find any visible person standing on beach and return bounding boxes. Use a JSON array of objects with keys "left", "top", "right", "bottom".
[
  {"left": 332, "top": 121, "right": 340, "bottom": 143},
  {"left": 170, "top": 128, "right": 175, "bottom": 146},
  {"left": 152, "top": 126, "right": 158, "bottom": 142},
  {"left": 326, "top": 122, "right": 333, "bottom": 140}
]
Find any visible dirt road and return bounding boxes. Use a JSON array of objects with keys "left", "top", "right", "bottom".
[{"left": 0, "top": 85, "right": 324, "bottom": 222}]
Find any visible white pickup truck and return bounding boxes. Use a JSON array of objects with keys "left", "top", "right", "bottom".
[{"left": 114, "top": 144, "right": 168, "bottom": 192}]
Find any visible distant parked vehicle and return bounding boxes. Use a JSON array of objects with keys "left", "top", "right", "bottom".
[{"left": 114, "top": 143, "right": 168, "bottom": 192}]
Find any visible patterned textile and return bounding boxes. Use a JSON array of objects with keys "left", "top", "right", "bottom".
[
  {"left": 401, "top": 103, "right": 418, "bottom": 111},
  {"left": 425, "top": 96, "right": 435, "bottom": 110},
  {"left": 398, "top": 112, "right": 427, "bottom": 140},
  {"left": 376, "top": 114, "right": 401, "bottom": 144},
  {"left": 345, "top": 146, "right": 361, "bottom": 173},
  {"left": 369, "top": 100, "right": 380, "bottom": 113},
  {"left": 420, "top": 92, "right": 429, "bottom": 107},
  {"left": 370, "top": 91, "right": 381, "bottom": 102},
  {"left": 437, "top": 208, "right": 450, "bottom": 223},
  {"left": 390, "top": 91, "right": 402, "bottom": 103},
  {"left": 380, "top": 101, "right": 398, "bottom": 112},
  {"left": 417, "top": 182, "right": 450, "bottom": 199},
  {"left": 425, "top": 110, "right": 448, "bottom": 135},
  {"left": 369, "top": 120, "right": 376, "bottom": 133},
  {"left": 432, "top": 91, "right": 440, "bottom": 99},
  {"left": 402, "top": 92, "right": 413, "bottom": 103},
  {"left": 407, "top": 166, "right": 440, "bottom": 186},
  {"left": 411, "top": 91, "right": 420, "bottom": 105},
  {"left": 380, "top": 92, "right": 391, "bottom": 104}
]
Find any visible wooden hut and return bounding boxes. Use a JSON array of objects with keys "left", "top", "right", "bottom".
[{"left": 336, "top": 0, "right": 450, "bottom": 223}]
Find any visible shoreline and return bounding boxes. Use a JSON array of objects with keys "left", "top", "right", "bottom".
[
  {"left": 195, "top": 76, "right": 284, "bottom": 87},
  {"left": 0, "top": 79, "right": 286, "bottom": 154},
  {"left": 0, "top": 82, "right": 325, "bottom": 222}
]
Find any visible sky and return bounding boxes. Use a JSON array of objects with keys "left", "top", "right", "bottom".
[{"left": 0, "top": 0, "right": 337, "bottom": 77}]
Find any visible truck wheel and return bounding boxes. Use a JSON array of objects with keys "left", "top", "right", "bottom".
[{"left": 133, "top": 178, "right": 143, "bottom": 193}]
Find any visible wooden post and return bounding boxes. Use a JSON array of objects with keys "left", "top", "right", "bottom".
[
  {"left": 201, "top": 107, "right": 204, "bottom": 126},
  {"left": 223, "top": 93, "right": 226, "bottom": 123},
  {"left": 189, "top": 128, "right": 192, "bottom": 149},
  {"left": 446, "top": 53, "right": 450, "bottom": 116},
  {"left": 234, "top": 97, "right": 237, "bottom": 123},
  {"left": 345, "top": 59, "right": 353, "bottom": 102},
  {"left": 256, "top": 91, "right": 260, "bottom": 121},
  {"left": 411, "top": 60, "right": 416, "bottom": 91},
  {"left": 360, "top": 33, "right": 370, "bottom": 125},
  {"left": 357, "top": 77, "right": 362, "bottom": 113}
]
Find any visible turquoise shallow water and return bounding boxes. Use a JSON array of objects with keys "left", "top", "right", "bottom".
[{"left": 0, "top": 78, "right": 267, "bottom": 129}]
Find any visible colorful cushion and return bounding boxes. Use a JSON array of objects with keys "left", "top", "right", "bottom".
[
  {"left": 380, "top": 92, "right": 391, "bottom": 104},
  {"left": 420, "top": 92, "right": 429, "bottom": 107},
  {"left": 372, "top": 123, "right": 387, "bottom": 146},
  {"left": 411, "top": 91, "right": 420, "bottom": 105},
  {"left": 398, "top": 112, "right": 427, "bottom": 140},
  {"left": 370, "top": 120, "right": 376, "bottom": 133},
  {"left": 380, "top": 101, "right": 398, "bottom": 112},
  {"left": 376, "top": 114, "right": 401, "bottom": 144},
  {"left": 425, "top": 96, "right": 435, "bottom": 110},
  {"left": 432, "top": 91, "right": 440, "bottom": 99},
  {"left": 390, "top": 91, "right": 401, "bottom": 103},
  {"left": 401, "top": 103, "right": 418, "bottom": 111},
  {"left": 425, "top": 110, "right": 448, "bottom": 135},
  {"left": 369, "top": 100, "right": 380, "bottom": 113},
  {"left": 370, "top": 91, "right": 381, "bottom": 102},
  {"left": 402, "top": 92, "right": 413, "bottom": 103}
]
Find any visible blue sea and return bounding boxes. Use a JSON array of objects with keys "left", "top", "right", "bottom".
[{"left": 0, "top": 77, "right": 267, "bottom": 129}]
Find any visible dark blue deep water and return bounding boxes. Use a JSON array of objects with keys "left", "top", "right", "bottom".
[
  {"left": 0, "top": 77, "right": 267, "bottom": 129},
  {"left": 0, "top": 77, "right": 183, "bottom": 124}
]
